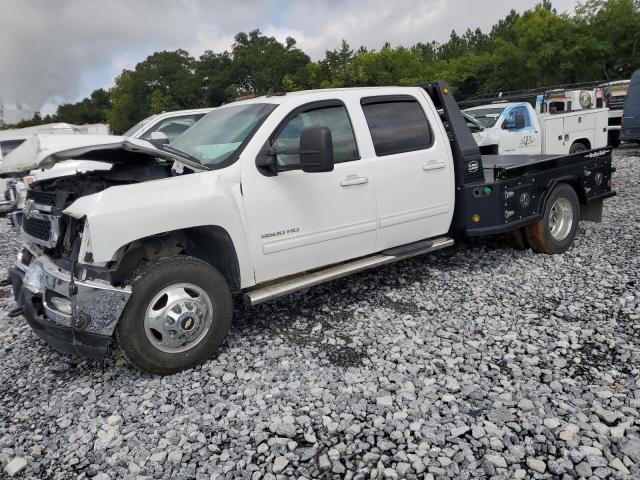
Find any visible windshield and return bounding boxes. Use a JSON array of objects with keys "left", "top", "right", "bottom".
[
  {"left": 170, "top": 103, "right": 276, "bottom": 167},
  {"left": 466, "top": 107, "right": 506, "bottom": 128},
  {"left": 122, "top": 116, "right": 154, "bottom": 137}
]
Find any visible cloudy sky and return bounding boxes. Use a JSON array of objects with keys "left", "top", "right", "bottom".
[{"left": 0, "top": 0, "right": 581, "bottom": 122}]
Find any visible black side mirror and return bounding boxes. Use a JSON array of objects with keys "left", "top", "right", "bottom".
[
  {"left": 255, "top": 126, "right": 335, "bottom": 176},
  {"left": 299, "top": 127, "right": 334, "bottom": 173},
  {"left": 515, "top": 113, "right": 526, "bottom": 130}
]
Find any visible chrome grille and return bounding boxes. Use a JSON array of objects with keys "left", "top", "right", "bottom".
[{"left": 21, "top": 200, "right": 61, "bottom": 248}]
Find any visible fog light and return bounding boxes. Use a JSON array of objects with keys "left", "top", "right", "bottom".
[
  {"left": 471, "top": 214, "right": 481, "bottom": 223},
  {"left": 50, "top": 296, "right": 72, "bottom": 315}
]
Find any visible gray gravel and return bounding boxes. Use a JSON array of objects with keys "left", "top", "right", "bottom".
[{"left": 1, "top": 146, "right": 639, "bottom": 479}]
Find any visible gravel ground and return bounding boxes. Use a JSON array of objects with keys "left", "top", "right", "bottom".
[{"left": 0, "top": 146, "right": 639, "bottom": 480}]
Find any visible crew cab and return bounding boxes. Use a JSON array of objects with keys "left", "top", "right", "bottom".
[
  {"left": 1, "top": 83, "right": 615, "bottom": 374},
  {"left": 465, "top": 101, "right": 608, "bottom": 156}
]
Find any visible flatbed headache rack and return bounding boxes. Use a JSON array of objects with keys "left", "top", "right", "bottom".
[{"left": 419, "top": 81, "right": 615, "bottom": 237}]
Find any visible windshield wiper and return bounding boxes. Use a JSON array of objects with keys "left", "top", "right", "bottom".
[{"left": 161, "top": 145, "right": 208, "bottom": 170}]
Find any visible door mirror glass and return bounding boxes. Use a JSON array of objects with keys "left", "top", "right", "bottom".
[{"left": 300, "top": 127, "right": 334, "bottom": 173}]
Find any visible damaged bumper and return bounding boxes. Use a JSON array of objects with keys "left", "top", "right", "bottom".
[{"left": 10, "top": 246, "right": 131, "bottom": 358}]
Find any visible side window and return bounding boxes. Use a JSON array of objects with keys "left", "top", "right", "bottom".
[
  {"left": 273, "top": 104, "right": 359, "bottom": 167},
  {"left": 142, "top": 114, "right": 205, "bottom": 142},
  {"left": 0, "top": 139, "right": 26, "bottom": 157},
  {"left": 361, "top": 97, "right": 433, "bottom": 156},
  {"left": 503, "top": 106, "right": 532, "bottom": 130}
]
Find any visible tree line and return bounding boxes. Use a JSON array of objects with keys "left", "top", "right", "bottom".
[{"left": 3, "top": 0, "right": 639, "bottom": 133}]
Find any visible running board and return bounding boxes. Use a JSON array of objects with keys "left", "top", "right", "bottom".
[{"left": 244, "top": 236, "right": 454, "bottom": 306}]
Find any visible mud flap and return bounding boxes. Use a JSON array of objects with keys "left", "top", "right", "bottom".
[{"left": 581, "top": 200, "right": 603, "bottom": 223}]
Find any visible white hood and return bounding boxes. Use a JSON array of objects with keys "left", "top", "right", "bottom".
[{"left": 0, "top": 134, "right": 190, "bottom": 176}]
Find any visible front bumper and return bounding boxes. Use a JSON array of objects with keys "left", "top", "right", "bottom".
[{"left": 10, "top": 247, "right": 131, "bottom": 358}]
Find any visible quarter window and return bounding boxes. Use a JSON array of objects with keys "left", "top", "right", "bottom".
[
  {"left": 273, "top": 104, "right": 359, "bottom": 167},
  {"left": 361, "top": 97, "right": 433, "bottom": 156}
]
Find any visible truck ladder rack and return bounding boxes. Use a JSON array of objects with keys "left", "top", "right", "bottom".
[{"left": 244, "top": 236, "right": 454, "bottom": 306}]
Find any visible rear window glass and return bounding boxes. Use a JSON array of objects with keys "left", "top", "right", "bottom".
[{"left": 361, "top": 98, "right": 433, "bottom": 156}]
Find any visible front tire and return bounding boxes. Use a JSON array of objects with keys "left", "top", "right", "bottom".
[
  {"left": 116, "top": 256, "right": 232, "bottom": 374},
  {"left": 525, "top": 183, "right": 580, "bottom": 254}
]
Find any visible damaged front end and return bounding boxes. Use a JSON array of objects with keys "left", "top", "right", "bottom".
[
  {"left": 4, "top": 134, "right": 202, "bottom": 357},
  {"left": 10, "top": 245, "right": 131, "bottom": 357}
]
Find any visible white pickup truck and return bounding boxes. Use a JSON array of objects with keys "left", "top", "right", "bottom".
[
  {"left": 465, "top": 101, "right": 608, "bottom": 156},
  {"left": 2, "top": 82, "right": 615, "bottom": 374}
]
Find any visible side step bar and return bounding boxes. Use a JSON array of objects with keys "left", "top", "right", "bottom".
[{"left": 244, "top": 236, "right": 454, "bottom": 306}]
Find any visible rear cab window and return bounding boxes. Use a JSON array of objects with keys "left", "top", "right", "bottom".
[{"left": 360, "top": 95, "right": 433, "bottom": 156}]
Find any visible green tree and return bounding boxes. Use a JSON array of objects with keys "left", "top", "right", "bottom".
[{"left": 231, "top": 30, "right": 310, "bottom": 95}]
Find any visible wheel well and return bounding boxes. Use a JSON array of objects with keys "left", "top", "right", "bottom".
[
  {"left": 572, "top": 138, "right": 591, "bottom": 150},
  {"left": 111, "top": 226, "right": 241, "bottom": 291},
  {"left": 563, "top": 180, "right": 587, "bottom": 204}
]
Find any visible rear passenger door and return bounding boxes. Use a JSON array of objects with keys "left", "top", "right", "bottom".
[{"left": 360, "top": 94, "right": 455, "bottom": 250}]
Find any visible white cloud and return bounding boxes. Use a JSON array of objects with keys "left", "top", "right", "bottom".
[{"left": 0, "top": 0, "right": 581, "bottom": 122}]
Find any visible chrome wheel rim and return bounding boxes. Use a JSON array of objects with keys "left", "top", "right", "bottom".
[
  {"left": 144, "top": 283, "right": 213, "bottom": 353},
  {"left": 548, "top": 198, "right": 573, "bottom": 241}
]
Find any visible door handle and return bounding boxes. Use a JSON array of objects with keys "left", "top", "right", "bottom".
[
  {"left": 422, "top": 161, "right": 446, "bottom": 171},
  {"left": 340, "top": 175, "right": 369, "bottom": 186}
]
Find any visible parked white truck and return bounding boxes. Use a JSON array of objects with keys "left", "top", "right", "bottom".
[
  {"left": 465, "top": 101, "right": 608, "bottom": 156},
  {"left": 2, "top": 82, "right": 615, "bottom": 374},
  {"left": 3, "top": 108, "right": 212, "bottom": 227}
]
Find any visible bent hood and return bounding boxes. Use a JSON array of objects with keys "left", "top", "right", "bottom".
[{"left": 0, "top": 134, "right": 195, "bottom": 176}]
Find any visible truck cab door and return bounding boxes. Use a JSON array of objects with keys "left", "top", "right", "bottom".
[
  {"left": 499, "top": 105, "right": 541, "bottom": 155},
  {"left": 360, "top": 93, "right": 455, "bottom": 251},
  {"left": 241, "top": 100, "right": 378, "bottom": 284}
]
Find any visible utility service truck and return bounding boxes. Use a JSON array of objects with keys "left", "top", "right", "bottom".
[
  {"left": 1, "top": 82, "right": 615, "bottom": 374},
  {"left": 465, "top": 101, "right": 608, "bottom": 156}
]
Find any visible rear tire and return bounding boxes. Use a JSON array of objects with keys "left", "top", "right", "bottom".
[
  {"left": 116, "top": 256, "right": 232, "bottom": 375},
  {"left": 525, "top": 183, "right": 580, "bottom": 254}
]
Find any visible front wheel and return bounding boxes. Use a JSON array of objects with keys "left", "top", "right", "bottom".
[
  {"left": 116, "top": 256, "right": 232, "bottom": 374},
  {"left": 525, "top": 183, "right": 580, "bottom": 254}
]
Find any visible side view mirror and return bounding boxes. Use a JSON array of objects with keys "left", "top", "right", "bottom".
[
  {"left": 255, "top": 126, "right": 334, "bottom": 176},
  {"left": 515, "top": 113, "right": 526, "bottom": 130},
  {"left": 299, "top": 127, "right": 334, "bottom": 173},
  {"left": 149, "top": 131, "right": 169, "bottom": 148}
]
